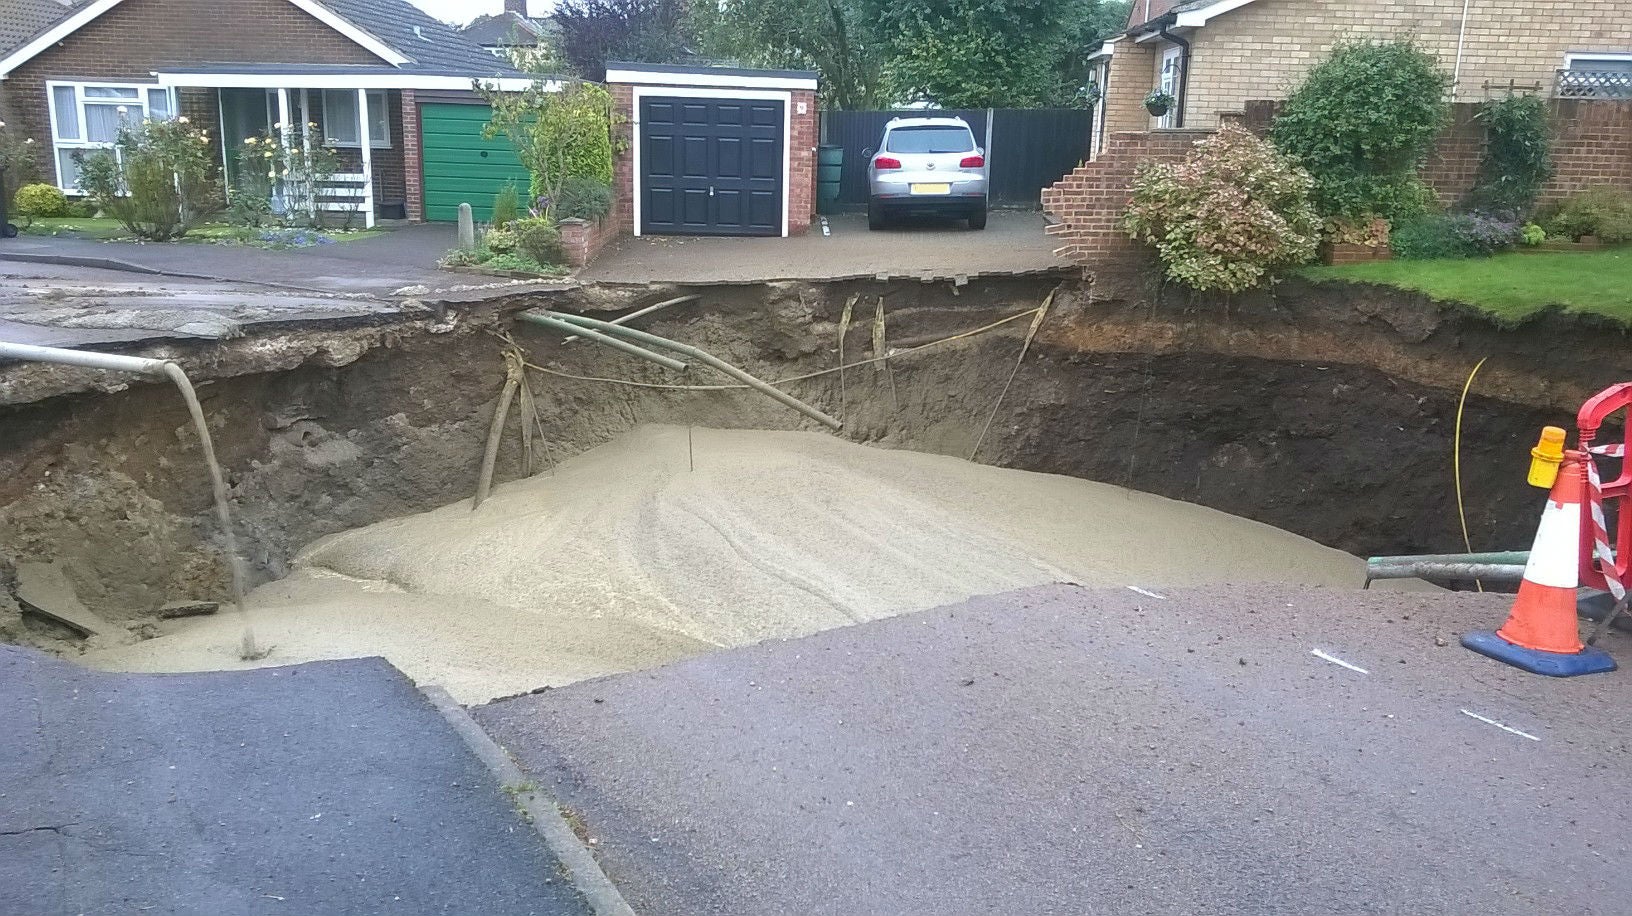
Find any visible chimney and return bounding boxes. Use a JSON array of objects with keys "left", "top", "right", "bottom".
[{"left": 505, "top": 0, "right": 527, "bottom": 15}]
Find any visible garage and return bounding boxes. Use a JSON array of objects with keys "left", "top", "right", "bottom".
[
  {"left": 639, "top": 96, "right": 784, "bottom": 236},
  {"left": 418, "top": 100, "right": 530, "bottom": 223},
  {"left": 608, "top": 64, "right": 819, "bottom": 239}
]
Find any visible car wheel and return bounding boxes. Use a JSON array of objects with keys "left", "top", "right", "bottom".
[
  {"left": 0, "top": 223, "right": 17, "bottom": 239},
  {"left": 967, "top": 208, "right": 987, "bottom": 230},
  {"left": 868, "top": 200, "right": 887, "bottom": 231}
]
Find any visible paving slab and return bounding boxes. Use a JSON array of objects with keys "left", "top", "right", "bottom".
[
  {"left": 581, "top": 210, "right": 1070, "bottom": 284},
  {"left": 477, "top": 583, "right": 1632, "bottom": 916},
  {"left": 0, "top": 647, "right": 591, "bottom": 916}
]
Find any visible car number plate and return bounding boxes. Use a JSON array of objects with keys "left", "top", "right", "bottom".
[{"left": 910, "top": 183, "right": 951, "bottom": 195}]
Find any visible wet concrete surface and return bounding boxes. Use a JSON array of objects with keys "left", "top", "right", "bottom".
[
  {"left": 581, "top": 210, "right": 1069, "bottom": 284},
  {"left": 1, "top": 647, "right": 589, "bottom": 916},
  {"left": 478, "top": 583, "right": 1632, "bottom": 916}
]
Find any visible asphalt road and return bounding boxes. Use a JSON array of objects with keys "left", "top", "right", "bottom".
[
  {"left": 478, "top": 583, "right": 1632, "bottom": 916},
  {"left": 1, "top": 647, "right": 590, "bottom": 916}
]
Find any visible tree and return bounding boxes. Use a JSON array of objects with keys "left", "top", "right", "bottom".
[
  {"left": 479, "top": 79, "right": 619, "bottom": 215},
  {"left": 689, "top": 0, "right": 888, "bottom": 110},
  {"left": 554, "top": 0, "right": 691, "bottom": 81},
  {"left": 863, "top": 0, "right": 1116, "bottom": 108}
]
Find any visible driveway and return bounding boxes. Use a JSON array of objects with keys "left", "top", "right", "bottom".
[
  {"left": 582, "top": 210, "right": 1070, "bottom": 284},
  {"left": 478, "top": 582, "right": 1632, "bottom": 915},
  {"left": 0, "top": 223, "right": 462, "bottom": 297}
]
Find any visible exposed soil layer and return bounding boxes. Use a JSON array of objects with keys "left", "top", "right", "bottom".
[{"left": 0, "top": 272, "right": 1613, "bottom": 652}]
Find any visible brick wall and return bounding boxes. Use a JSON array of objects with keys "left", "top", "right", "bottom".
[
  {"left": 401, "top": 90, "right": 424, "bottom": 221},
  {"left": 606, "top": 79, "right": 817, "bottom": 238},
  {"left": 1105, "top": 0, "right": 1632, "bottom": 136},
  {"left": 1041, "top": 129, "right": 1207, "bottom": 264},
  {"left": 0, "top": 0, "right": 385, "bottom": 186},
  {"left": 787, "top": 88, "right": 816, "bottom": 234},
  {"left": 1244, "top": 97, "right": 1632, "bottom": 209},
  {"left": 557, "top": 215, "right": 620, "bottom": 268},
  {"left": 1047, "top": 98, "right": 1632, "bottom": 268}
]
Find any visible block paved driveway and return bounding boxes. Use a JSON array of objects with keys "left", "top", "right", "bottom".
[{"left": 582, "top": 210, "right": 1070, "bottom": 284}]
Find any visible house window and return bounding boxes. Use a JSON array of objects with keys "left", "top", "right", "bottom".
[
  {"left": 1559, "top": 53, "right": 1632, "bottom": 99},
  {"left": 321, "top": 90, "right": 391, "bottom": 148},
  {"left": 46, "top": 81, "right": 178, "bottom": 193}
]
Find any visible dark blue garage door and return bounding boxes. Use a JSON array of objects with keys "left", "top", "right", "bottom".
[{"left": 640, "top": 96, "right": 784, "bottom": 236}]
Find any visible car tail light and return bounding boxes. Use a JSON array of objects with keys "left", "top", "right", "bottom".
[
  {"left": 873, "top": 156, "right": 902, "bottom": 170},
  {"left": 960, "top": 155, "right": 985, "bottom": 169}
]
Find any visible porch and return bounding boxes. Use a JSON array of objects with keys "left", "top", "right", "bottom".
[
  {"left": 211, "top": 85, "right": 405, "bottom": 229},
  {"left": 158, "top": 70, "right": 418, "bottom": 229}
]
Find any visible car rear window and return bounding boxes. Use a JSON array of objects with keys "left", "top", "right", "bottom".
[{"left": 885, "top": 126, "right": 975, "bottom": 154}]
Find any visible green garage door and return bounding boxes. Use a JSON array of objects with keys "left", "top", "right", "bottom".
[{"left": 420, "top": 102, "right": 531, "bottom": 222}]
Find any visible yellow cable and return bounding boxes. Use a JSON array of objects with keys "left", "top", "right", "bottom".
[{"left": 1455, "top": 356, "right": 1489, "bottom": 592}]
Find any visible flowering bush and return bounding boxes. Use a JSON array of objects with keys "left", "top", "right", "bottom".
[
  {"left": 78, "top": 115, "right": 219, "bottom": 240},
  {"left": 233, "top": 123, "right": 345, "bottom": 228},
  {"left": 1122, "top": 125, "right": 1321, "bottom": 293},
  {"left": 0, "top": 118, "right": 38, "bottom": 178}
]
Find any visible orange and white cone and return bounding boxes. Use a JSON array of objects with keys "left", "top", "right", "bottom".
[{"left": 1463, "top": 452, "right": 1617, "bottom": 676}]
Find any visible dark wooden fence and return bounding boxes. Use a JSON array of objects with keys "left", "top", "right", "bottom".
[{"left": 820, "top": 107, "right": 1093, "bottom": 208}]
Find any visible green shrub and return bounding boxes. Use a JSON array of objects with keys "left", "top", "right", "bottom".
[
  {"left": 78, "top": 117, "right": 219, "bottom": 240},
  {"left": 1467, "top": 94, "right": 1552, "bottom": 214},
  {"left": 1521, "top": 223, "right": 1546, "bottom": 246},
  {"left": 554, "top": 177, "right": 612, "bottom": 221},
  {"left": 1542, "top": 187, "right": 1632, "bottom": 243},
  {"left": 1271, "top": 40, "right": 1450, "bottom": 222},
  {"left": 512, "top": 216, "right": 564, "bottom": 267},
  {"left": 226, "top": 189, "right": 274, "bottom": 228},
  {"left": 482, "top": 225, "right": 519, "bottom": 255},
  {"left": 1390, "top": 212, "right": 1521, "bottom": 260},
  {"left": 492, "top": 181, "right": 521, "bottom": 227},
  {"left": 479, "top": 252, "right": 558, "bottom": 274},
  {"left": 13, "top": 183, "right": 67, "bottom": 224},
  {"left": 1122, "top": 125, "right": 1320, "bottom": 293},
  {"left": 65, "top": 198, "right": 97, "bottom": 218},
  {"left": 480, "top": 81, "right": 619, "bottom": 216}
]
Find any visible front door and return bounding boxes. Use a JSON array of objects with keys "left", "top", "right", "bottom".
[
  {"left": 639, "top": 96, "right": 784, "bottom": 236},
  {"left": 1158, "top": 46, "right": 1183, "bottom": 128}
]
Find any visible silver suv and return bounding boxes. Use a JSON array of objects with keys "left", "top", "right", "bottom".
[{"left": 865, "top": 117, "right": 988, "bottom": 231}]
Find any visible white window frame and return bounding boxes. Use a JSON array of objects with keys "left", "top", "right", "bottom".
[
  {"left": 46, "top": 79, "right": 177, "bottom": 193},
  {"left": 1157, "top": 46, "right": 1183, "bottom": 129},
  {"left": 320, "top": 89, "right": 391, "bottom": 150},
  {"left": 1564, "top": 51, "right": 1632, "bottom": 69}
]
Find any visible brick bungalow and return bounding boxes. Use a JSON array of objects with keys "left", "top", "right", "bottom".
[
  {"left": 1086, "top": 0, "right": 1632, "bottom": 157},
  {"left": 0, "top": 0, "right": 534, "bottom": 225}
]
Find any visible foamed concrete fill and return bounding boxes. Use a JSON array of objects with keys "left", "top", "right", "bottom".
[{"left": 88, "top": 425, "right": 1379, "bottom": 702}]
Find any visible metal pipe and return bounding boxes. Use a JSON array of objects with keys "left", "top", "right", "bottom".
[
  {"left": 518, "top": 312, "right": 689, "bottom": 372},
  {"left": 1368, "top": 551, "right": 1530, "bottom": 568},
  {"left": 0, "top": 340, "right": 171, "bottom": 376},
  {"left": 541, "top": 311, "right": 844, "bottom": 430},
  {"left": 1367, "top": 562, "right": 1527, "bottom": 584},
  {"left": 562, "top": 294, "right": 700, "bottom": 344},
  {"left": 1157, "top": 22, "right": 1191, "bottom": 128}
]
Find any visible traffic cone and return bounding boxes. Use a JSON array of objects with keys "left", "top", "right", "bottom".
[{"left": 1462, "top": 451, "right": 1617, "bottom": 677}]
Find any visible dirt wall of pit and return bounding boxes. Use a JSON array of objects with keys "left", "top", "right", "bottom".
[{"left": 0, "top": 273, "right": 1620, "bottom": 648}]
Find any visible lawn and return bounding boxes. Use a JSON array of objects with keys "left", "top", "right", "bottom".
[{"left": 1303, "top": 247, "right": 1632, "bottom": 322}]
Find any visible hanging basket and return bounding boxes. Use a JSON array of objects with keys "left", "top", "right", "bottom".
[{"left": 1144, "top": 91, "right": 1175, "bottom": 117}]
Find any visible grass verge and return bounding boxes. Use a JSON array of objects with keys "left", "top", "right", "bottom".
[{"left": 1303, "top": 247, "right": 1632, "bottom": 322}]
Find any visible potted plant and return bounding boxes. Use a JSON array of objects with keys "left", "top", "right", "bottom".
[{"left": 1144, "top": 89, "right": 1175, "bottom": 117}]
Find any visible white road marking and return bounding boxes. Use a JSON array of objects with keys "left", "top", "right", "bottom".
[
  {"left": 1460, "top": 708, "right": 1541, "bottom": 742},
  {"left": 1310, "top": 648, "right": 1369, "bottom": 674},
  {"left": 1127, "top": 586, "right": 1167, "bottom": 600}
]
